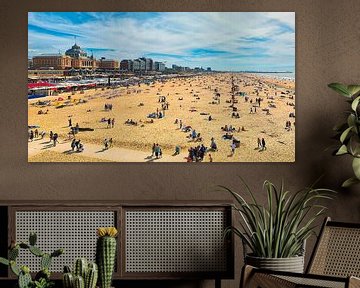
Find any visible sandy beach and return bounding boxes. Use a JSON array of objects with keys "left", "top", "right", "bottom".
[{"left": 28, "top": 73, "right": 295, "bottom": 162}]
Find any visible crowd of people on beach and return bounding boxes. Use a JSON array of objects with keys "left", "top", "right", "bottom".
[{"left": 29, "top": 73, "right": 294, "bottom": 162}]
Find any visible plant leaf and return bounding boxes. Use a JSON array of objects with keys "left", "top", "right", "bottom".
[
  {"left": 351, "top": 96, "right": 360, "bottom": 111},
  {"left": 340, "top": 126, "right": 353, "bottom": 143},
  {"left": 347, "top": 85, "right": 360, "bottom": 97},
  {"left": 347, "top": 114, "right": 356, "bottom": 128},
  {"left": 336, "top": 145, "right": 348, "bottom": 155},
  {"left": 342, "top": 177, "right": 360, "bottom": 188},
  {"left": 352, "top": 157, "right": 360, "bottom": 179},
  {"left": 0, "top": 257, "right": 9, "bottom": 266},
  {"left": 328, "top": 83, "right": 351, "bottom": 97}
]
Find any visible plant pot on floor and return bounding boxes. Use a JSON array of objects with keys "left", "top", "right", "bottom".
[{"left": 245, "top": 254, "right": 304, "bottom": 273}]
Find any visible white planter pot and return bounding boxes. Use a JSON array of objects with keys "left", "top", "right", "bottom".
[{"left": 245, "top": 254, "right": 305, "bottom": 273}]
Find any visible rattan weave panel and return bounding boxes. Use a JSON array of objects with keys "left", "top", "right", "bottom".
[
  {"left": 309, "top": 226, "right": 360, "bottom": 277},
  {"left": 277, "top": 275, "right": 345, "bottom": 288},
  {"left": 15, "top": 211, "right": 115, "bottom": 272},
  {"left": 125, "top": 210, "right": 227, "bottom": 273}
]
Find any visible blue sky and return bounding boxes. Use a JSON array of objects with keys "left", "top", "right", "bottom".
[{"left": 28, "top": 12, "right": 295, "bottom": 72}]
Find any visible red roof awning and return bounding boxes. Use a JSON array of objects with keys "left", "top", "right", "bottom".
[{"left": 28, "top": 82, "right": 56, "bottom": 89}]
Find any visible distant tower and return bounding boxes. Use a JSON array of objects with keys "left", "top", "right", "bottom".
[{"left": 74, "top": 35, "right": 77, "bottom": 44}]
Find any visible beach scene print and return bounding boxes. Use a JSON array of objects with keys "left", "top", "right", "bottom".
[{"left": 28, "top": 12, "right": 295, "bottom": 162}]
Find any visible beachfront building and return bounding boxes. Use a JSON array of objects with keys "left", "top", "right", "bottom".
[
  {"left": 65, "top": 43, "right": 97, "bottom": 69},
  {"left": 32, "top": 42, "right": 98, "bottom": 71},
  {"left": 32, "top": 54, "right": 72, "bottom": 70},
  {"left": 133, "top": 59, "right": 146, "bottom": 72},
  {"left": 28, "top": 59, "right": 33, "bottom": 69},
  {"left": 139, "top": 57, "right": 153, "bottom": 71},
  {"left": 98, "top": 57, "right": 120, "bottom": 71},
  {"left": 120, "top": 59, "right": 134, "bottom": 72},
  {"left": 154, "top": 61, "right": 166, "bottom": 71}
]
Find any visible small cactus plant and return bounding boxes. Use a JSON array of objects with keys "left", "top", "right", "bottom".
[
  {"left": 0, "top": 232, "right": 63, "bottom": 288},
  {"left": 96, "top": 227, "right": 118, "bottom": 288},
  {"left": 62, "top": 259, "right": 98, "bottom": 288}
]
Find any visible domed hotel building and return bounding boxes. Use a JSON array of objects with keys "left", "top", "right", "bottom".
[{"left": 31, "top": 42, "right": 119, "bottom": 71}]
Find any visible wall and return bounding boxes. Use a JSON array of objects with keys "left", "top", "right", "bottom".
[{"left": 0, "top": 0, "right": 360, "bottom": 287}]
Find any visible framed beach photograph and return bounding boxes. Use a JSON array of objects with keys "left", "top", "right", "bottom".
[{"left": 27, "top": 12, "right": 295, "bottom": 163}]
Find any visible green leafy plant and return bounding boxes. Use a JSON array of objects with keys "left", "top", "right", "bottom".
[
  {"left": 0, "top": 232, "right": 63, "bottom": 288},
  {"left": 221, "top": 179, "right": 335, "bottom": 258},
  {"left": 328, "top": 83, "right": 360, "bottom": 187}
]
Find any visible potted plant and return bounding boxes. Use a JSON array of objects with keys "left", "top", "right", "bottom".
[
  {"left": 221, "top": 179, "right": 334, "bottom": 273},
  {"left": 0, "top": 232, "right": 64, "bottom": 288},
  {"left": 328, "top": 83, "right": 360, "bottom": 187}
]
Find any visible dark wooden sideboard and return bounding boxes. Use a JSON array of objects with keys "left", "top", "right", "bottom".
[{"left": 0, "top": 201, "right": 234, "bottom": 288}]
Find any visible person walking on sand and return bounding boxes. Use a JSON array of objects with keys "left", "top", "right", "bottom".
[
  {"left": 154, "top": 143, "right": 160, "bottom": 159},
  {"left": 34, "top": 129, "right": 38, "bottom": 138},
  {"left": 53, "top": 133, "right": 58, "bottom": 147},
  {"left": 231, "top": 142, "right": 236, "bottom": 156},
  {"left": 262, "top": 138, "right": 266, "bottom": 150},
  {"left": 152, "top": 143, "right": 156, "bottom": 157},
  {"left": 107, "top": 118, "right": 111, "bottom": 128},
  {"left": 49, "top": 131, "right": 53, "bottom": 143},
  {"left": 104, "top": 138, "right": 109, "bottom": 150},
  {"left": 68, "top": 118, "right": 72, "bottom": 127},
  {"left": 209, "top": 153, "right": 213, "bottom": 162},
  {"left": 257, "top": 138, "right": 262, "bottom": 149},
  {"left": 71, "top": 139, "right": 76, "bottom": 151},
  {"left": 109, "top": 138, "right": 113, "bottom": 148},
  {"left": 175, "top": 145, "right": 181, "bottom": 155},
  {"left": 40, "top": 131, "right": 46, "bottom": 139},
  {"left": 29, "top": 130, "right": 34, "bottom": 142},
  {"left": 111, "top": 118, "right": 115, "bottom": 128}
]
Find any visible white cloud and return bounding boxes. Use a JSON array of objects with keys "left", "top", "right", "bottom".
[{"left": 28, "top": 12, "right": 295, "bottom": 71}]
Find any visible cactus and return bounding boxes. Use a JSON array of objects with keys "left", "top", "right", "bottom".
[
  {"left": 9, "top": 247, "right": 19, "bottom": 260},
  {"left": 64, "top": 265, "right": 72, "bottom": 273},
  {"left": 63, "top": 259, "right": 98, "bottom": 288},
  {"left": 29, "top": 246, "right": 44, "bottom": 257},
  {"left": 96, "top": 227, "right": 118, "bottom": 288},
  {"left": 35, "top": 268, "right": 50, "bottom": 282},
  {"left": 63, "top": 272, "right": 74, "bottom": 288},
  {"left": 74, "top": 258, "right": 87, "bottom": 279},
  {"left": 51, "top": 248, "right": 64, "bottom": 258},
  {"left": 41, "top": 253, "right": 52, "bottom": 270},
  {"left": 0, "top": 257, "right": 9, "bottom": 266},
  {"left": 73, "top": 275, "right": 85, "bottom": 288},
  {"left": 85, "top": 263, "right": 98, "bottom": 288},
  {"left": 18, "top": 269, "right": 32, "bottom": 288},
  {"left": 10, "top": 260, "right": 20, "bottom": 276},
  {"left": 19, "top": 243, "right": 30, "bottom": 249},
  {"left": 29, "top": 232, "right": 37, "bottom": 246},
  {"left": 0, "top": 233, "right": 63, "bottom": 288}
]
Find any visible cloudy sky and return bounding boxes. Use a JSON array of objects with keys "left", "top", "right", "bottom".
[{"left": 28, "top": 12, "right": 295, "bottom": 72}]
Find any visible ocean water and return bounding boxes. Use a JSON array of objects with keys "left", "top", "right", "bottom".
[{"left": 255, "top": 72, "right": 295, "bottom": 80}]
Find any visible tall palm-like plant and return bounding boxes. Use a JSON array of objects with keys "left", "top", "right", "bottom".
[{"left": 221, "top": 179, "right": 334, "bottom": 258}]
